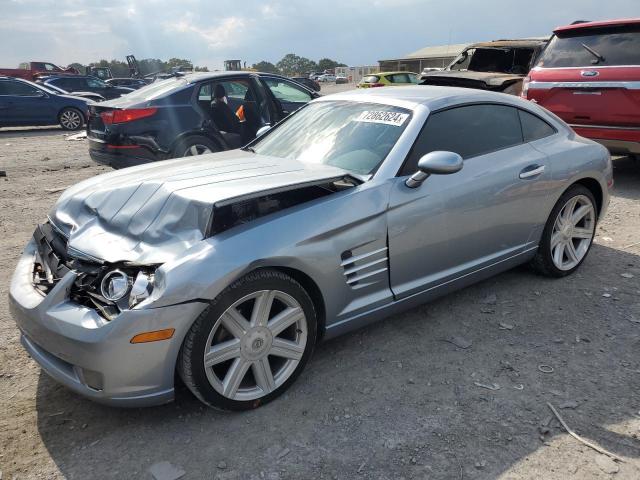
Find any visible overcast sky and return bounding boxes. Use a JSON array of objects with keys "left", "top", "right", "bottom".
[{"left": 1, "top": 0, "right": 638, "bottom": 69}]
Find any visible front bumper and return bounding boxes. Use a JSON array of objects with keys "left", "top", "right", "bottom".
[{"left": 9, "top": 239, "right": 205, "bottom": 407}]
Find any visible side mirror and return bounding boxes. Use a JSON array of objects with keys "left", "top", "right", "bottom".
[
  {"left": 256, "top": 125, "right": 271, "bottom": 137},
  {"left": 405, "top": 151, "right": 463, "bottom": 188}
]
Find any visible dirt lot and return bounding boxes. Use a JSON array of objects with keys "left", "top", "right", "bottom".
[{"left": 1, "top": 97, "right": 639, "bottom": 479}]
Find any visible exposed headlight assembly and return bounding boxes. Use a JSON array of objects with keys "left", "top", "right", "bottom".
[
  {"left": 100, "top": 270, "right": 130, "bottom": 301},
  {"left": 99, "top": 269, "right": 155, "bottom": 309}
]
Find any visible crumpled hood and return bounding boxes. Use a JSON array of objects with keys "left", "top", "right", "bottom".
[
  {"left": 421, "top": 70, "right": 524, "bottom": 88},
  {"left": 49, "top": 150, "right": 349, "bottom": 264}
]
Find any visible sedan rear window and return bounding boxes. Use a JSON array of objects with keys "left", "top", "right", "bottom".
[
  {"left": 251, "top": 101, "right": 412, "bottom": 175},
  {"left": 124, "top": 77, "right": 188, "bottom": 101},
  {"left": 537, "top": 25, "right": 640, "bottom": 68}
]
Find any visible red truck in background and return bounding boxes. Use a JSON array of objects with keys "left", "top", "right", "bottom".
[
  {"left": 523, "top": 18, "right": 640, "bottom": 158},
  {"left": 0, "top": 62, "right": 80, "bottom": 81}
]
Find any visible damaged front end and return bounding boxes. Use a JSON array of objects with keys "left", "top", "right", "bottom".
[
  {"left": 209, "top": 176, "right": 358, "bottom": 235},
  {"left": 32, "top": 222, "right": 156, "bottom": 320}
]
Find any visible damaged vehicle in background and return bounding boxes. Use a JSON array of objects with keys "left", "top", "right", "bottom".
[
  {"left": 420, "top": 39, "right": 548, "bottom": 95},
  {"left": 87, "top": 72, "right": 319, "bottom": 169},
  {"left": 10, "top": 86, "right": 611, "bottom": 410}
]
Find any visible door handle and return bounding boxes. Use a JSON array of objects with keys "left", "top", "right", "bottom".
[{"left": 519, "top": 165, "right": 545, "bottom": 179}]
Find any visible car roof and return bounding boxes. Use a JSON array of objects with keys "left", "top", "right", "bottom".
[
  {"left": 555, "top": 17, "right": 640, "bottom": 34},
  {"left": 377, "top": 71, "right": 417, "bottom": 76},
  {"left": 41, "top": 75, "right": 95, "bottom": 80},
  {"left": 467, "top": 39, "right": 549, "bottom": 49},
  {"left": 182, "top": 71, "right": 290, "bottom": 84},
  {"left": 317, "top": 85, "right": 536, "bottom": 111}
]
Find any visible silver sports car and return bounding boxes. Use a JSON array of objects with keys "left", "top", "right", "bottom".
[{"left": 10, "top": 86, "right": 612, "bottom": 410}]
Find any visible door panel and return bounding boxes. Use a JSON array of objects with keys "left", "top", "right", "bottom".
[{"left": 388, "top": 143, "right": 549, "bottom": 299}]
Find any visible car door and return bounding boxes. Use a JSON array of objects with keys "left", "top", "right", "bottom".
[
  {"left": 0, "top": 79, "right": 53, "bottom": 125},
  {"left": 388, "top": 103, "right": 552, "bottom": 299},
  {"left": 261, "top": 77, "right": 314, "bottom": 118}
]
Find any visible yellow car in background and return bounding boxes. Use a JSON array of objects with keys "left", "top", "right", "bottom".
[{"left": 357, "top": 71, "right": 419, "bottom": 88}]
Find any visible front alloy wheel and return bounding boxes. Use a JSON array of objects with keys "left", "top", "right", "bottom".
[
  {"left": 178, "top": 270, "right": 317, "bottom": 410},
  {"left": 204, "top": 290, "right": 307, "bottom": 401}
]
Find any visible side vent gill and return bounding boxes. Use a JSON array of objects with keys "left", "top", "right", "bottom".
[{"left": 340, "top": 246, "right": 388, "bottom": 289}]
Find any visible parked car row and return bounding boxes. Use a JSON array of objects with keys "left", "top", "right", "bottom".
[{"left": 0, "top": 76, "right": 90, "bottom": 130}]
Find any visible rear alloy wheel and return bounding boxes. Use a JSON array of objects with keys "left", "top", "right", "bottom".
[
  {"left": 178, "top": 270, "right": 317, "bottom": 410},
  {"left": 58, "top": 108, "right": 84, "bottom": 131},
  {"left": 173, "top": 135, "right": 220, "bottom": 158},
  {"left": 531, "top": 185, "right": 597, "bottom": 277}
]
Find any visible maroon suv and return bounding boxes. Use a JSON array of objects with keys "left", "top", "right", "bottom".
[{"left": 523, "top": 18, "right": 640, "bottom": 158}]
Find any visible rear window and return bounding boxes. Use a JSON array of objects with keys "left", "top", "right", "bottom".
[
  {"left": 537, "top": 26, "right": 640, "bottom": 68},
  {"left": 362, "top": 75, "right": 380, "bottom": 83},
  {"left": 124, "top": 77, "right": 189, "bottom": 101}
]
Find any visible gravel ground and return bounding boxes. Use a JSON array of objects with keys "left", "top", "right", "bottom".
[{"left": 1, "top": 97, "right": 639, "bottom": 479}]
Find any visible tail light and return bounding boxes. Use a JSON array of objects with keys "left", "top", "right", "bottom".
[
  {"left": 100, "top": 108, "right": 157, "bottom": 125},
  {"left": 521, "top": 76, "right": 530, "bottom": 99},
  {"left": 370, "top": 83, "right": 384, "bottom": 88}
]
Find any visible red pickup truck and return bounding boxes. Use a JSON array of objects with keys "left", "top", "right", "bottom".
[
  {"left": 523, "top": 18, "right": 640, "bottom": 158},
  {"left": 0, "top": 62, "right": 79, "bottom": 81}
]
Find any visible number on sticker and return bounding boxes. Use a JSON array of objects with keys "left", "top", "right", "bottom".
[{"left": 355, "top": 111, "right": 409, "bottom": 127}]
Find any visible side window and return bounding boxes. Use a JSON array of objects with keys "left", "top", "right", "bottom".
[
  {"left": 221, "top": 81, "right": 249, "bottom": 99},
  {"left": 0, "top": 80, "right": 40, "bottom": 96},
  {"left": 391, "top": 73, "right": 411, "bottom": 83},
  {"left": 44, "top": 63, "right": 57, "bottom": 71},
  {"left": 401, "top": 104, "right": 523, "bottom": 175},
  {"left": 87, "top": 78, "right": 105, "bottom": 88},
  {"left": 263, "top": 78, "right": 312, "bottom": 103},
  {"left": 450, "top": 49, "right": 474, "bottom": 70},
  {"left": 198, "top": 83, "right": 212, "bottom": 101},
  {"left": 52, "top": 78, "right": 73, "bottom": 90},
  {"left": 518, "top": 109, "right": 556, "bottom": 142}
]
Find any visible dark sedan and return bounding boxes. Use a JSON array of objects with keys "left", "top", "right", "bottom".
[
  {"left": 105, "top": 78, "right": 149, "bottom": 89},
  {"left": 0, "top": 76, "right": 89, "bottom": 130},
  {"left": 87, "top": 72, "right": 319, "bottom": 169},
  {"left": 40, "top": 75, "right": 134, "bottom": 100},
  {"left": 290, "top": 77, "right": 321, "bottom": 92}
]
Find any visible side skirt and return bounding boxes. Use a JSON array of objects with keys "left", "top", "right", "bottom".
[{"left": 323, "top": 246, "right": 538, "bottom": 340}]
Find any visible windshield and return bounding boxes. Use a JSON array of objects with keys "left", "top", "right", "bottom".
[
  {"left": 123, "top": 77, "right": 188, "bottom": 101},
  {"left": 537, "top": 26, "right": 640, "bottom": 68},
  {"left": 450, "top": 47, "right": 535, "bottom": 74},
  {"left": 250, "top": 101, "right": 412, "bottom": 175}
]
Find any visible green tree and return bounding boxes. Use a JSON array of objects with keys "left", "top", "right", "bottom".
[
  {"left": 276, "top": 54, "right": 317, "bottom": 76},
  {"left": 252, "top": 61, "right": 280, "bottom": 74},
  {"left": 317, "top": 58, "right": 347, "bottom": 71}
]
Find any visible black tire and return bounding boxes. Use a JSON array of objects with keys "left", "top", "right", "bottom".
[
  {"left": 58, "top": 107, "right": 84, "bottom": 131},
  {"left": 530, "top": 184, "right": 597, "bottom": 277},
  {"left": 172, "top": 135, "right": 220, "bottom": 158},
  {"left": 178, "top": 269, "right": 317, "bottom": 410}
]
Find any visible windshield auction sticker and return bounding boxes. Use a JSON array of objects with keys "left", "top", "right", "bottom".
[{"left": 355, "top": 111, "right": 409, "bottom": 127}]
